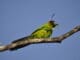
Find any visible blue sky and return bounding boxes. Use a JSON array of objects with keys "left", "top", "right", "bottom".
[{"left": 0, "top": 0, "right": 80, "bottom": 60}]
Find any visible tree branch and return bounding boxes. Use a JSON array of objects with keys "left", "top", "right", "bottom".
[{"left": 0, "top": 25, "right": 80, "bottom": 52}]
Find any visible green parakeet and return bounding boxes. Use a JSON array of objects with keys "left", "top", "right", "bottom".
[
  {"left": 29, "top": 20, "right": 58, "bottom": 38},
  {"left": 10, "top": 20, "right": 58, "bottom": 50}
]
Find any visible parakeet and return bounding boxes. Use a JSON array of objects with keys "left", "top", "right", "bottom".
[
  {"left": 10, "top": 20, "right": 58, "bottom": 51},
  {"left": 29, "top": 20, "right": 58, "bottom": 38}
]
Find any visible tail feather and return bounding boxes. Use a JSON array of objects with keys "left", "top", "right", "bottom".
[
  {"left": 9, "top": 43, "right": 30, "bottom": 51},
  {"left": 9, "top": 36, "right": 30, "bottom": 51}
]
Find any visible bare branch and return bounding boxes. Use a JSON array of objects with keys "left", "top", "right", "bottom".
[{"left": 0, "top": 25, "right": 80, "bottom": 52}]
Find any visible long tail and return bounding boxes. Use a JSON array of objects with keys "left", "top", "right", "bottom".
[{"left": 9, "top": 36, "right": 30, "bottom": 51}]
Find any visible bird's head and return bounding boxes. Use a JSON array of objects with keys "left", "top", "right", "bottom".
[{"left": 48, "top": 20, "right": 58, "bottom": 28}]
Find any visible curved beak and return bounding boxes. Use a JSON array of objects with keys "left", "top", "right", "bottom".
[{"left": 54, "top": 21, "right": 58, "bottom": 26}]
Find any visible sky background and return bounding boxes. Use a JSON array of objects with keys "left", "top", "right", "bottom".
[{"left": 0, "top": 0, "right": 80, "bottom": 60}]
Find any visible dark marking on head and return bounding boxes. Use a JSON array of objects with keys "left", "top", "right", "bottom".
[{"left": 49, "top": 20, "right": 58, "bottom": 27}]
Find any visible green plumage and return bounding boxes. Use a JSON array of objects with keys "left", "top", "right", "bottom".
[
  {"left": 29, "top": 20, "right": 57, "bottom": 38},
  {"left": 10, "top": 20, "right": 58, "bottom": 50}
]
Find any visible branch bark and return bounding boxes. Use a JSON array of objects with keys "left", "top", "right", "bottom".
[{"left": 0, "top": 25, "right": 80, "bottom": 52}]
